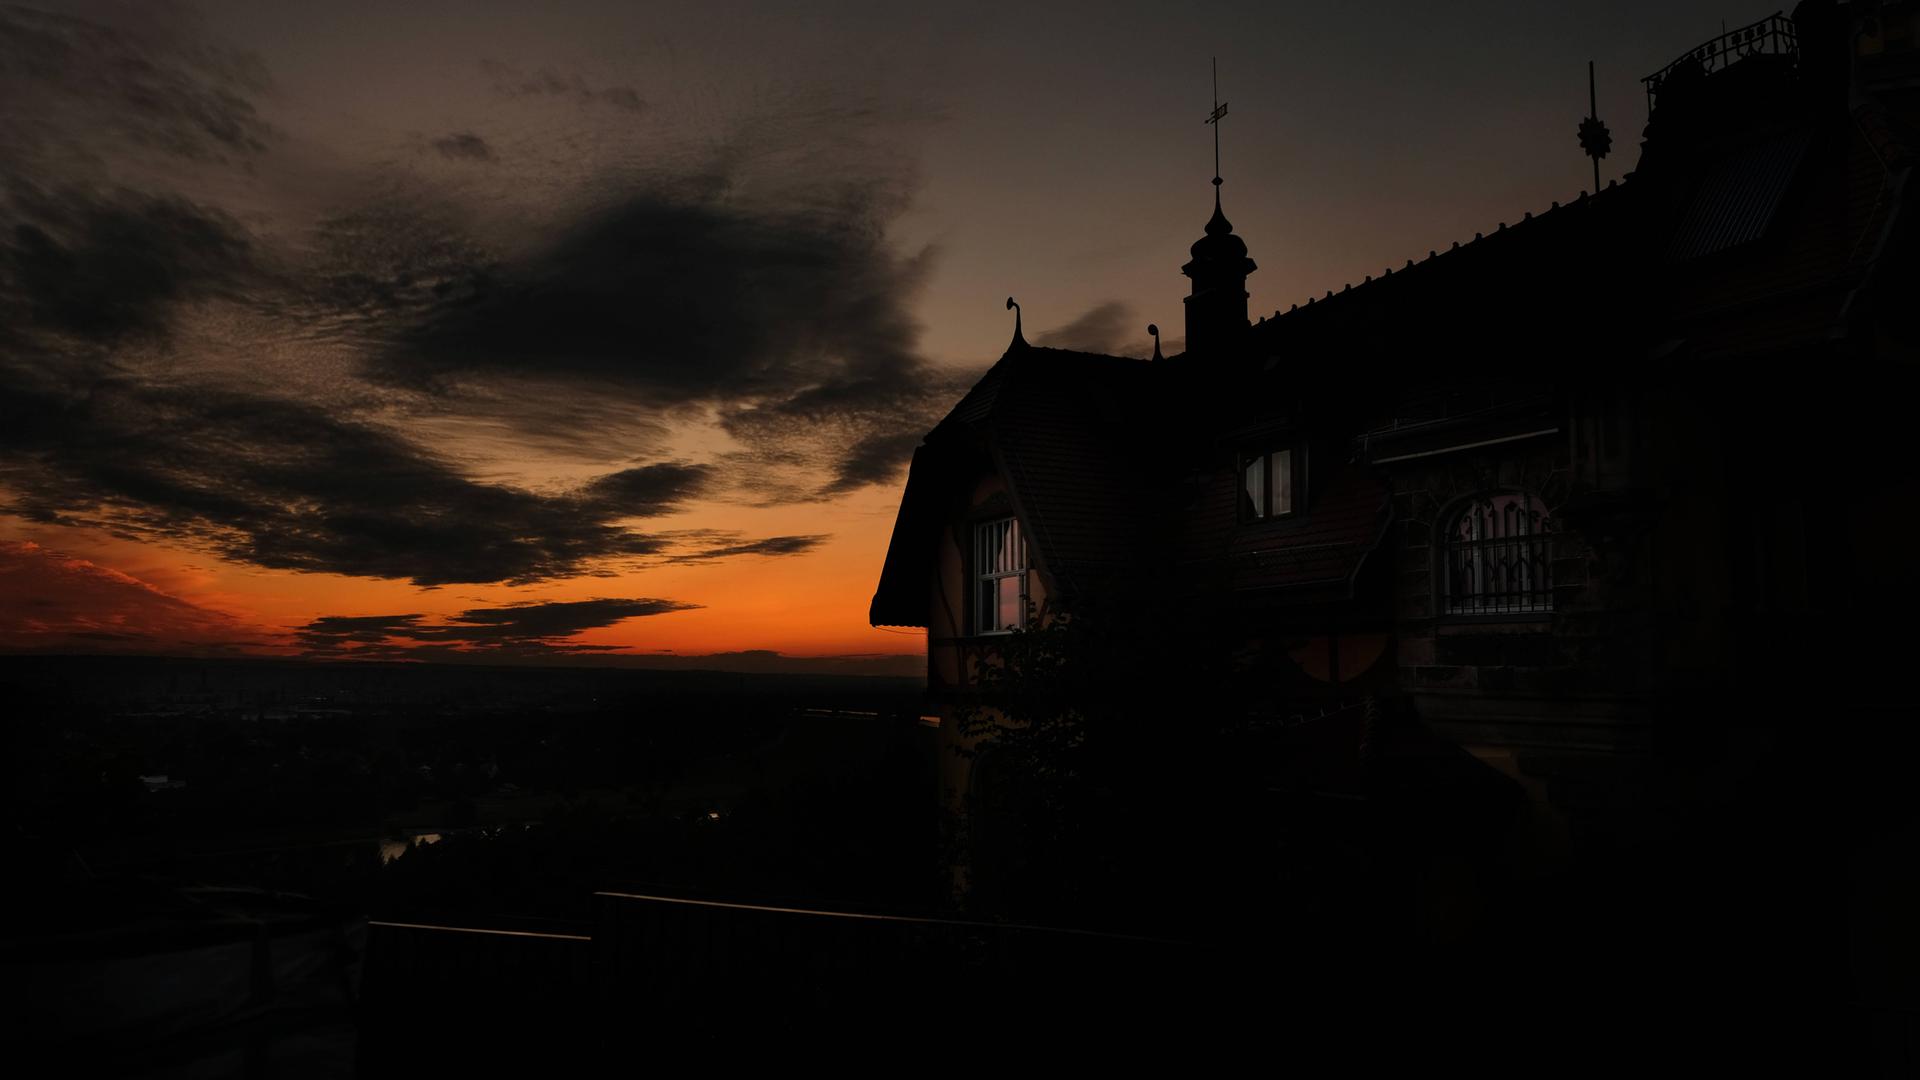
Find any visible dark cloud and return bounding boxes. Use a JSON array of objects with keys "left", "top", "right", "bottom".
[
  {"left": 0, "top": 363, "right": 813, "bottom": 584},
  {"left": 667, "top": 534, "right": 828, "bottom": 563},
  {"left": 297, "top": 198, "right": 498, "bottom": 344},
  {"left": 0, "top": 4, "right": 273, "bottom": 164},
  {"left": 294, "top": 614, "right": 424, "bottom": 645},
  {"left": 622, "top": 650, "right": 922, "bottom": 677},
  {"left": 0, "top": 4, "right": 940, "bottom": 607},
  {"left": 479, "top": 59, "right": 646, "bottom": 112},
  {"left": 418, "top": 598, "right": 693, "bottom": 641},
  {"left": 0, "top": 353, "right": 828, "bottom": 584},
  {"left": 368, "top": 183, "right": 928, "bottom": 401},
  {"left": 292, "top": 609, "right": 922, "bottom": 674},
  {"left": 1035, "top": 300, "right": 1145, "bottom": 356},
  {"left": 821, "top": 429, "right": 926, "bottom": 495},
  {"left": 578, "top": 463, "right": 712, "bottom": 518},
  {"left": 0, "top": 8, "right": 265, "bottom": 347},
  {"left": 430, "top": 132, "right": 493, "bottom": 161},
  {"left": 322, "top": 171, "right": 952, "bottom": 498},
  {"left": 295, "top": 597, "right": 696, "bottom": 658},
  {"left": 1, "top": 183, "right": 254, "bottom": 342}
]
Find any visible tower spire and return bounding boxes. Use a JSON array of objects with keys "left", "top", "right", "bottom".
[{"left": 1184, "top": 58, "right": 1254, "bottom": 359}]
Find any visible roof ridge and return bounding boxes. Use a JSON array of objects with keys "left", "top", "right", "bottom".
[
  {"left": 1263, "top": 176, "right": 1636, "bottom": 320},
  {"left": 1018, "top": 343, "right": 1152, "bottom": 364}
]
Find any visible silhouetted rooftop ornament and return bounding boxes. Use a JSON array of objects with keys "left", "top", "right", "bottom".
[
  {"left": 1005, "top": 297, "right": 1026, "bottom": 350},
  {"left": 1189, "top": 57, "right": 1250, "bottom": 263},
  {"left": 1206, "top": 57, "right": 1229, "bottom": 190},
  {"left": 1179, "top": 59, "right": 1258, "bottom": 358},
  {"left": 1148, "top": 323, "right": 1163, "bottom": 361},
  {"left": 1579, "top": 60, "right": 1613, "bottom": 191}
]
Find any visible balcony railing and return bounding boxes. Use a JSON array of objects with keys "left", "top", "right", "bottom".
[{"left": 1642, "top": 11, "right": 1799, "bottom": 111}]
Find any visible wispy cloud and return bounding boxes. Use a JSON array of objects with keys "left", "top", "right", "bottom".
[
  {"left": 295, "top": 597, "right": 697, "bottom": 658},
  {"left": 430, "top": 132, "right": 493, "bottom": 161},
  {"left": 0, "top": 183, "right": 255, "bottom": 343},
  {"left": 0, "top": 4, "right": 273, "bottom": 166},
  {"left": 664, "top": 534, "right": 828, "bottom": 563},
  {"left": 480, "top": 58, "right": 646, "bottom": 112},
  {"left": 1035, "top": 300, "right": 1146, "bottom": 357}
]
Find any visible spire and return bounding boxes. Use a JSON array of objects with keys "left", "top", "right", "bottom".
[
  {"left": 1005, "top": 296, "right": 1027, "bottom": 350},
  {"left": 1204, "top": 180, "right": 1233, "bottom": 237},
  {"left": 1148, "top": 323, "right": 1163, "bottom": 362},
  {"left": 1182, "top": 60, "right": 1255, "bottom": 359}
]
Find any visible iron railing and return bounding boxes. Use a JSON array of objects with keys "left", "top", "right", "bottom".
[
  {"left": 1444, "top": 495, "right": 1554, "bottom": 615},
  {"left": 1642, "top": 12, "right": 1799, "bottom": 111}
]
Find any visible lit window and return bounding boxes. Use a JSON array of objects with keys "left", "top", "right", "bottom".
[
  {"left": 1240, "top": 448, "right": 1295, "bottom": 521},
  {"left": 1444, "top": 492, "right": 1553, "bottom": 614},
  {"left": 973, "top": 516, "right": 1028, "bottom": 634}
]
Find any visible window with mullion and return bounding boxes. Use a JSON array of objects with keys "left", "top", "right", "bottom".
[
  {"left": 972, "top": 516, "right": 1028, "bottom": 634},
  {"left": 1239, "top": 447, "right": 1295, "bottom": 521}
]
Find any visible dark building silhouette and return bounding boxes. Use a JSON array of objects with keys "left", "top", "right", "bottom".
[{"left": 873, "top": 2, "right": 1918, "bottom": 1066}]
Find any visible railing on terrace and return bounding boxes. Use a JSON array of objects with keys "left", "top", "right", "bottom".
[
  {"left": 357, "top": 893, "right": 1202, "bottom": 1055},
  {"left": 589, "top": 890, "right": 1197, "bottom": 1032},
  {"left": 1642, "top": 11, "right": 1799, "bottom": 110}
]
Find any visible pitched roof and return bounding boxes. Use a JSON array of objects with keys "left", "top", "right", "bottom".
[
  {"left": 981, "top": 347, "right": 1157, "bottom": 599},
  {"left": 1222, "top": 466, "right": 1392, "bottom": 595},
  {"left": 870, "top": 343, "right": 1154, "bottom": 627},
  {"left": 1246, "top": 179, "right": 1639, "bottom": 356}
]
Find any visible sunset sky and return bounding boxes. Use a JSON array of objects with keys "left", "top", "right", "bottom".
[{"left": 1, "top": 0, "right": 1744, "bottom": 674}]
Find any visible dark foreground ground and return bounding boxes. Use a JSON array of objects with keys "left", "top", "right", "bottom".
[{"left": 2, "top": 655, "right": 1913, "bottom": 1074}]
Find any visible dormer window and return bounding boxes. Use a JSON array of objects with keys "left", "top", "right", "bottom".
[
  {"left": 1240, "top": 447, "right": 1300, "bottom": 521},
  {"left": 973, "top": 516, "right": 1028, "bottom": 634}
]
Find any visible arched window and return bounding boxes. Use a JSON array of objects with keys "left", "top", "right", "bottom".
[{"left": 1443, "top": 492, "right": 1553, "bottom": 615}]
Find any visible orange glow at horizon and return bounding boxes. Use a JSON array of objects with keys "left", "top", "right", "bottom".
[{"left": 0, "top": 477, "right": 927, "bottom": 664}]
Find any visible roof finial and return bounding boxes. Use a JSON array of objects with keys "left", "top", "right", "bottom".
[
  {"left": 1205, "top": 57, "right": 1229, "bottom": 199},
  {"left": 1006, "top": 296, "right": 1026, "bottom": 349},
  {"left": 1578, "top": 59, "right": 1612, "bottom": 193},
  {"left": 1148, "top": 323, "right": 1163, "bottom": 362}
]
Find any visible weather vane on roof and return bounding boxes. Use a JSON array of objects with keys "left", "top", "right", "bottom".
[{"left": 1206, "top": 57, "right": 1228, "bottom": 189}]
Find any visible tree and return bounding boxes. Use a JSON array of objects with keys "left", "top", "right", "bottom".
[{"left": 948, "top": 590, "right": 1273, "bottom": 932}]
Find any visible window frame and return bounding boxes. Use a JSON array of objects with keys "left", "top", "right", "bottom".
[
  {"left": 1439, "top": 491, "right": 1555, "bottom": 618},
  {"left": 1238, "top": 443, "right": 1305, "bottom": 523},
  {"left": 970, "top": 514, "right": 1029, "bottom": 636}
]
